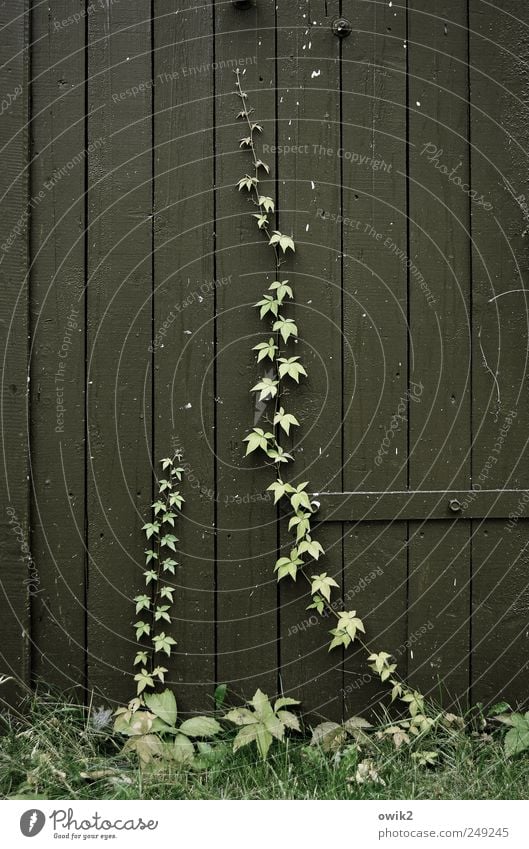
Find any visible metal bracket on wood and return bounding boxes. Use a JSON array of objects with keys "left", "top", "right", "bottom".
[{"left": 307, "top": 490, "right": 529, "bottom": 522}]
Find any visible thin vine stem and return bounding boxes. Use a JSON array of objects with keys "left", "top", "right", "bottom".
[{"left": 235, "top": 71, "right": 429, "bottom": 722}]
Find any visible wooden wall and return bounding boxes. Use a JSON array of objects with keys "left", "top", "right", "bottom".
[{"left": 1, "top": 0, "right": 529, "bottom": 718}]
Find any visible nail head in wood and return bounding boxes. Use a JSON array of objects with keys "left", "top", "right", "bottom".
[{"left": 332, "top": 18, "right": 352, "bottom": 37}]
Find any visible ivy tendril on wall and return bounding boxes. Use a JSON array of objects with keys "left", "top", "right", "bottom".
[
  {"left": 235, "top": 68, "right": 433, "bottom": 736},
  {"left": 112, "top": 456, "right": 224, "bottom": 767}
]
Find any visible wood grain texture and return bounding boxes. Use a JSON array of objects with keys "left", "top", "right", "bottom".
[
  {"left": 0, "top": 0, "right": 31, "bottom": 706},
  {"left": 341, "top": 0, "right": 408, "bottom": 718},
  {"left": 469, "top": 0, "right": 529, "bottom": 707},
  {"left": 29, "top": 0, "right": 86, "bottom": 694},
  {"left": 213, "top": 0, "right": 279, "bottom": 700},
  {"left": 86, "top": 1, "right": 153, "bottom": 703},
  {"left": 406, "top": 0, "right": 472, "bottom": 706},
  {"left": 1, "top": 0, "right": 529, "bottom": 714},
  {"left": 153, "top": 0, "right": 216, "bottom": 714},
  {"left": 275, "top": 0, "right": 344, "bottom": 721}
]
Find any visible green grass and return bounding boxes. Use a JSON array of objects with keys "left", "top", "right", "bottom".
[{"left": 0, "top": 692, "right": 527, "bottom": 800}]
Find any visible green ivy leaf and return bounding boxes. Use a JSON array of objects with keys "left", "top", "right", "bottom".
[
  {"left": 267, "top": 479, "right": 295, "bottom": 504},
  {"left": 243, "top": 427, "right": 274, "bottom": 456},
  {"left": 253, "top": 338, "right": 278, "bottom": 362},
  {"left": 307, "top": 594, "right": 325, "bottom": 615},
  {"left": 251, "top": 377, "right": 279, "bottom": 402},
  {"left": 269, "top": 280, "right": 293, "bottom": 302},
  {"left": 255, "top": 294, "right": 280, "bottom": 319},
  {"left": 152, "top": 665, "right": 168, "bottom": 683},
  {"left": 160, "top": 534, "right": 178, "bottom": 551},
  {"left": 162, "top": 558, "right": 178, "bottom": 574},
  {"left": 290, "top": 483, "right": 311, "bottom": 513},
  {"left": 336, "top": 610, "right": 365, "bottom": 642},
  {"left": 266, "top": 445, "right": 293, "bottom": 464},
  {"left": 368, "top": 651, "right": 394, "bottom": 675},
  {"left": 288, "top": 514, "right": 311, "bottom": 541},
  {"left": 298, "top": 537, "right": 325, "bottom": 559},
  {"left": 134, "top": 669, "right": 154, "bottom": 694},
  {"left": 252, "top": 213, "right": 268, "bottom": 229},
  {"left": 134, "top": 594, "right": 151, "bottom": 614},
  {"left": 143, "top": 569, "right": 158, "bottom": 584},
  {"left": 160, "top": 586, "right": 175, "bottom": 602},
  {"left": 310, "top": 572, "right": 339, "bottom": 602},
  {"left": 238, "top": 175, "right": 258, "bottom": 191},
  {"left": 269, "top": 231, "right": 295, "bottom": 253},
  {"left": 142, "top": 522, "right": 160, "bottom": 540},
  {"left": 258, "top": 195, "right": 275, "bottom": 213},
  {"left": 278, "top": 356, "right": 307, "bottom": 382},
  {"left": 274, "top": 548, "right": 303, "bottom": 582},
  {"left": 273, "top": 407, "right": 300, "bottom": 435},
  {"left": 135, "top": 621, "right": 150, "bottom": 640},
  {"left": 153, "top": 632, "right": 177, "bottom": 657},
  {"left": 272, "top": 316, "right": 298, "bottom": 345},
  {"left": 154, "top": 605, "right": 171, "bottom": 623}
]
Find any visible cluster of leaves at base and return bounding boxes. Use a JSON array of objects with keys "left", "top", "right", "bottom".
[
  {"left": 308, "top": 713, "right": 442, "bottom": 786},
  {"left": 114, "top": 689, "right": 222, "bottom": 768},
  {"left": 224, "top": 689, "right": 300, "bottom": 760},
  {"left": 489, "top": 702, "right": 529, "bottom": 757},
  {"left": 113, "top": 687, "right": 302, "bottom": 767}
]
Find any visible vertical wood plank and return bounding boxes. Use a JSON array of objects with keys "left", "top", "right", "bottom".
[
  {"left": 214, "top": 0, "right": 279, "bottom": 700},
  {"left": 407, "top": 0, "right": 471, "bottom": 704},
  {"left": 469, "top": 0, "right": 529, "bottom": 707},
  {"left": 0, "top": 0, "right": 31, "bottom": 706},
  {"left": 153, "top": 1, "right": 216, "bottom": 714},
  {"left": 275, "top": 0, "right": 344, "bottom": 720},
  {"left": 29, "top": 0, "right": 86, "bottom": 694},
  {"left": 341, "top": 0, "right": 409, "bottom": 717},
  {"left": 87, "top": 2, "right": 153, "bottom": 702}
]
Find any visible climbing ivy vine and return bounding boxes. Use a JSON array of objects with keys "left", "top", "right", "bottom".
[
  {"left": 235, "top": 68, "right": 431, "bottom": 734},
  {"left": 133, "top": 453, "right": 184, "bottom": 695}
]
